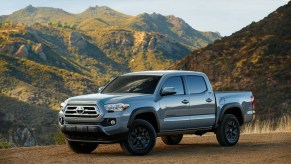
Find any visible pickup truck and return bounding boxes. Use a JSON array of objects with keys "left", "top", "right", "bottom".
[{"left": 59, "top": 70, "right": 255, "bottom": 155}]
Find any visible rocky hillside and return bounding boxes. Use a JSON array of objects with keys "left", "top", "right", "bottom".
[
  {"left": 0, "top": 95, "right": 58, "bottom": 147},
  {"left": 0, "top": 6, "right": 220, "bottom": 146},
  {"left": 1, "top": 5, "right": 220, "bottom": 49},
  {"left": 173, "top": 2, "right": 291, "bottom": 118}
]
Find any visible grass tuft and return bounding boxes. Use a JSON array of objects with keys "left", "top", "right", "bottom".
[{"left": 242, "top": 115, "right": 291, "bottom": 134}]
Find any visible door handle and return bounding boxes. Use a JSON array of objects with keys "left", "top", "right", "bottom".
[
  {"left": 206, "top": 98, "right": 213, "bottom": 103},
  {"left": 182, "top": 100, "right": 189, "bottom": 104}
]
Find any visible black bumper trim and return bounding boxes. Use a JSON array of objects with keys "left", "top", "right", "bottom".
[
  {"left": 61, "top": 125, "right": 100, "bottom": 133},
  {"left": 61, "top": 125, "right": 127, "bottom": 143},
  {"left": 66, "top": 138, "right": 122, "bottom": 144}
]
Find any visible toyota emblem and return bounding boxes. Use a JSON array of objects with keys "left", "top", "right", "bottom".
[{"left": 76, "top": 106, "right": 85, "bottom": 114}]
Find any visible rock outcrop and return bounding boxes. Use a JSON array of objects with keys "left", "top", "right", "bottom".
[
  {"left": 14, "top": 45, "right": 28, "bottom": 58},
  {"left": 33, "top": 43, "right": 47, "bottom": 61}
]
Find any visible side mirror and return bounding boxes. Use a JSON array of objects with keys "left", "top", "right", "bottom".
[
  {"left": 98, "top": 87, "right": 105, "bottom": 93},
  {"left": 161, "top": 87, "right": 177, "bottom": 96}
]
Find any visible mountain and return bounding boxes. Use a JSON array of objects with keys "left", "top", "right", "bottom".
[
  {"left": 0, "top": 6, "right": 220, "bottom": 146},
  {"left": 129, "top": 13, "right": 220, "bottom": 48},
  {"left": 0, "top": 53, "right": 102, "bottom": 109},
  {"left": 1, "top": 5, "right": 220, "bottom": 49},
  {"left": 173, "top": 2, "right": 291, "bottom": 118},
  {"left": 77, "top": 6, "right": 131, "bottom": 26},
  {"left": 0, "top": 5, "right": 222, "bottom": 72},
  {"left": 3, "top": 5, "right": 76, "bottom": 25}
]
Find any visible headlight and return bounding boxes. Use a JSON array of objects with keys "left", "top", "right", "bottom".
[
  {"left": 104, "top": 103, "right": 130, "bottom": 112},
  {"left": 60, "top": 102, "right": 67, "bottom": 112}
]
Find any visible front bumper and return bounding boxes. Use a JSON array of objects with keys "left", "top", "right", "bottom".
[
  {"left": 61, "top": 125, "right": 127, "bottom": 143},
  {"left": 59, "top": 110, "right": 129, "bottom": 143}
]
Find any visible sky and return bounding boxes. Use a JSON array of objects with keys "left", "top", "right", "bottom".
[{"left": 0, "top": 0, "right": 289, "bottom": 36}]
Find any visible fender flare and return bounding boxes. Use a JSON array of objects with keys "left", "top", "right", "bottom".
[
  {"left": 216, "top": 103, "right": 244, "bottom": 127},
  {"left": 127, "top": 107, "right": 160, "bottom": 131}
]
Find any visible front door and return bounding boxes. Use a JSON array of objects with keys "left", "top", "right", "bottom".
[{"left": 159, "top": 76, "right": 190, "bottom": 131}]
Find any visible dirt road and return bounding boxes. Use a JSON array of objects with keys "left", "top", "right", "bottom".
[{"left": 0, "top": 132, "right": 290, "bottom": 164}]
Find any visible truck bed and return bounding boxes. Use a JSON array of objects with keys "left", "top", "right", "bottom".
[{"left": 214, "top": 91, "right": 255, "bottom": 124}]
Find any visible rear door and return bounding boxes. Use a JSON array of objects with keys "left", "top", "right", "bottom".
[
  {"left": 159, "top": 76, "right": 190, "bottom": 131},
  {"left": 185, "top": 75, "right": 216, "bottom": 128}
]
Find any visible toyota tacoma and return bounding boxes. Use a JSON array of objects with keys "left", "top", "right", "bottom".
[{"left": 59, "top": 70, "right": 255, "bottom": 155}]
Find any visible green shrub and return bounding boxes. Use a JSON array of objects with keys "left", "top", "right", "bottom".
[
  {"left": 54, "top": 127, "right": 66, "bottom": 145},
  {"left": 0, "top": 138, "right": 14, "bottom": 149}
]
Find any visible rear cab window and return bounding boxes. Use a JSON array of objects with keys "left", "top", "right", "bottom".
[{"left": 185, "top": 75, "right": 207, "bottom": 94}]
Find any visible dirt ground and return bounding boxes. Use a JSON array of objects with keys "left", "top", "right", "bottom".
[{"left": 0, "top": 132, "right": 290, "bottom": 164}]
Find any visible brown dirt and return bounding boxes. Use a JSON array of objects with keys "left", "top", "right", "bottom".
[{"left": 0, "top": 132, "right": 290, "bottom": 164}]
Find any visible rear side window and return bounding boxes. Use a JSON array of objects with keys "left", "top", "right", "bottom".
[
  {"left": 186, "top": 75, "right": 207, "bottom": 94},
  {"left": 162, "top": 76, "right": 185, "bottom": 95}
]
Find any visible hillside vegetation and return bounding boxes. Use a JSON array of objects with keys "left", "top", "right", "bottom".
[
  {"left": 173, "top": 2, "right": 291, "bottom": 119},
  {"left": 1, "top": 5, "right": 220, "bottom": 49},
  {"left": 0, "top": 95, "right": 58, "bottom": 147}
]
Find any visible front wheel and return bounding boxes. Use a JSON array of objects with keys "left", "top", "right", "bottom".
[
  {"left": 67, "top": 141, "right": 98, "bottom": 153},
  {"left": 161, "top": 134, "right": 183, "bottom": 145},
  {"left": 216, "top": 114, "right": 240, "bottom": 146},
  {"left": 120, "top": 119, "right": 156, "bottom": 155}
]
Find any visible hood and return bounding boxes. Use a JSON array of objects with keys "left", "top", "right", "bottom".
[{"left": 66, "top": 93, "right": 153, "bottom": 105}]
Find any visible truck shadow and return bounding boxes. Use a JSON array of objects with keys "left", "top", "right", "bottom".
[
  {"left": 90, "top": 140, "right": 285, "bottom": 157},
  {"left": 92, "top": 142, "right": 227, "bottom": 157}
]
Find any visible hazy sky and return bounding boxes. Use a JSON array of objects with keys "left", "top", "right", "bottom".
[{"left": 0, "top": 0, "right": 288, "bottom": 36}]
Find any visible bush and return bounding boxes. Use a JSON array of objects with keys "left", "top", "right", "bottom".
[
  {"left": 0, "top": 137, "right": 14, "bottom": 149},
  {"left": 54, "top": 127, "right": 66, "bottom": 145}
]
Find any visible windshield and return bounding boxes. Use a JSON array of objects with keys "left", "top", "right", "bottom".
[{"left": 102, "top": 75, "right": 161, "bottom": 94}]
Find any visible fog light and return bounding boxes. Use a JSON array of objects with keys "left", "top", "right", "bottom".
[
  {"left": 59, "top": 117, "right": 64, "bottom": 125},
  {"left": 110, "top": 120, "right": 116, "bottom": 125}
]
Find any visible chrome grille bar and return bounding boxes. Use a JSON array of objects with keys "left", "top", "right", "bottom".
[{"left": 65, "top": 105, "right": 100, "bottom": 117}]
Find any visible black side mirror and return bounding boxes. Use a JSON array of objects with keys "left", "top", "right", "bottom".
[{"left": 161, "top": 87, "right": 177, "bottom": 96}]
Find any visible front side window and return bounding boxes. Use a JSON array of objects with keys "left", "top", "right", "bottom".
[
  {"left": 102, "top": 75, "right": 161, "bottom": 94},
  {"left": 186, "top": 75, "right": 207, "bottom": 94},
  {"left": 162, "top": 76, "right": 185, "bottom": 95}
]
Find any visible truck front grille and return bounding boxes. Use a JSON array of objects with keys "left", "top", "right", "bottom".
[{"left": 65, "top": 105, "right": 100, "bottom": 117}]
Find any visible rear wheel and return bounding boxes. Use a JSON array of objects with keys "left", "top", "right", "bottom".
[
  {"left": 161, "top": 134, "right": 183, "bottom": 145},
  {"left": 216, "top": 114, "right": 240, "bottom": 146},
  {"left": 67, "top": 141, "right": 98, "bottom": 153},
  {"left": 120, "top": 119, "right": 156, "bottom": 155}
]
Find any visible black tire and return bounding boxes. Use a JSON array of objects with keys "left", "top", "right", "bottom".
[
  {"left": 120, "top": 119, "right": 156, "bottom": 155},
  {"left": 161, "top": 134, "right": 183, "bottom": 145},
  {"left": 216, "top": 114, "right": 240, "bottom": 146},
  {"left": 67, "top": 141, "right": 98, "bottom": 153}
]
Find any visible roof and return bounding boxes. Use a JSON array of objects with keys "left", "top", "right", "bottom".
[{"left": 122, "top": 70, "right": 204, "bottom": 76}]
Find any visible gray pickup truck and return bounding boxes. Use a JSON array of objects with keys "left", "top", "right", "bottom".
[{"left": 59, "top": 70, "right": 255, "bottom": 155}]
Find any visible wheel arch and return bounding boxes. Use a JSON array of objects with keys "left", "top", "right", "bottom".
[
  {"left": 218, "top": 103, "right": 244, "bottom": 126},
  {"left": 127, "top": 107, "right": 160, "bottom": 132}
]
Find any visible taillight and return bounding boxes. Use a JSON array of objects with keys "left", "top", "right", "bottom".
[{"left": 251, "top": 95, "right": 255, "bottom": 110}]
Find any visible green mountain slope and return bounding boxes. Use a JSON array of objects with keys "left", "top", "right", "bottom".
[
  {"left": 0, "top": 20, "right": 193, "bottom": 113},
  {"left": 4, "top": 5, "right": 76, "bottom": 25},
  {"left": 77, "top": 6, "right": 131, "bottom": 26},
  {"left": 173, "top": 2, "right": 291, "bottom": 118},
  {"left": 1, "top": 5, "right": 220, "bottom": 49},
  {"left": 0, "top": 54, "right": 100, "bottom": 109},
  {"left": 129, "top": 13, "right": 220, "bottom": 48},
  {"left": 0, "top": 95, "right": 58, "bottom": 146}
]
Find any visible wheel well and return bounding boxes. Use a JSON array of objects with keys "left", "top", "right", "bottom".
[
  {"left": 224, "top": 108, "right": 244, "bottom": 125},
  {"left": 135, "top": 112, "right": 159, "bottom": 132}
]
